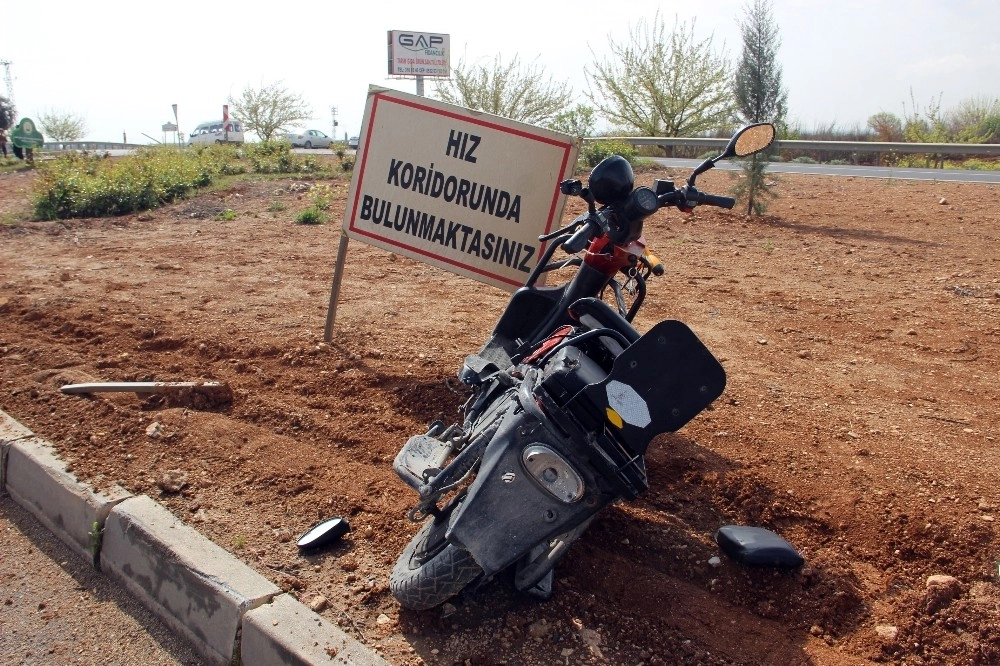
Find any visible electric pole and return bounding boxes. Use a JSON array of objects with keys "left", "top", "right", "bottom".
[
  {"left": 1, "top": 60, "right": 15, "bottom": 111},
  {"left": 330, "top": 106, "right": 338, "bottom": 139}
]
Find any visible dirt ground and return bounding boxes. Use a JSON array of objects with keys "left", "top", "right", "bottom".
[{"left": 1, "top": 159, "right": 998, "bottom": 666}]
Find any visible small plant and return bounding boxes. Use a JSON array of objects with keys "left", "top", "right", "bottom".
[
  {"left": 268, "top": 200, "right": 287, "bottom": 212},
  {"left": 214, "top": 208, "right": 237, "bottom": 221},
  {"left": 295, "top": 207, "right": 325, "bottom": 225},
  {"left": 581, "top": 140, "right": 637, "bottom": 168},
  {"left": 340, "top": 158, "right": 355, "bottom": 172},
  {"left": 791, "top": 156, "right": 818, "bottom": 164},
  {"left": 232, "top": 534, "right": 247, "bottom": 550},
  {"left": 310, "top": 183, "right": 333, "bottom": 210},
  {"left": 88, "top": 520, "right": 102, "bottom": 557},
  {"left": 961, "top": 159, "right": 995, "bottom": 171}
]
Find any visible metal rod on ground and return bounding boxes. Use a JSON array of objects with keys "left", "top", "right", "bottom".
[{"left": 60, "top": 382, "right": 227, "bottom": 394}]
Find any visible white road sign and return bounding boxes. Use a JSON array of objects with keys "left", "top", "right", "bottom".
[{"left": 342, "top": 86, "right": 578, "bottom": 292}]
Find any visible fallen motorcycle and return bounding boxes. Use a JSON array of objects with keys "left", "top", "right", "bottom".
[{"left": 389, "top": 122, "right": 777, "bottom": 610}]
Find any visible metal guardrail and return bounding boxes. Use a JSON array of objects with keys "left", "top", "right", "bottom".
[
  {"left": 42, "top": 141, "right": 147, "bottom": 151},
  {"left": 594, "top": 136, "right": 1000, "bottom": 157}
]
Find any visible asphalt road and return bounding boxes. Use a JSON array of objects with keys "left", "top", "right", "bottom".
[
  {"left": 0, "top": 496, "right": 200, "bottom": 665},
  {"left": 649, "top": 157, "right": 1000, "bottom": 183}
]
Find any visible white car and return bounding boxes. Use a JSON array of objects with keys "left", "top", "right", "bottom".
[
  {"left": 188, "top": 120, "right": 245, "bottom": 145},
  {"left": 285, "top": 129, "right": 333, "bottom": 149}
]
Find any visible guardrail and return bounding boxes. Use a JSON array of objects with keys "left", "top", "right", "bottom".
[
  {"left": 42, "top": 141, "right": 148, "bottom": 151},
  {"left": 592, "top": 136, "right": 1000, "bottom": 161}
]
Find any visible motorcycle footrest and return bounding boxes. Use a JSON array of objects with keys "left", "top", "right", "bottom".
[{"left": 392, "top": 434, "right": 453, "bottom": 492}]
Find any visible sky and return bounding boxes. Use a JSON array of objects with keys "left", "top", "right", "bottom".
[{"left": 3, "top": 0, "right": 998, "bottom": 144}]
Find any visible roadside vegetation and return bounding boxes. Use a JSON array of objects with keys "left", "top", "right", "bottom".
[
  {"left": 30, "top": 143, "right": 349, "bottom": 221},
  {"left": 5, "top": 10, "right": 997, "bottom": 223}
]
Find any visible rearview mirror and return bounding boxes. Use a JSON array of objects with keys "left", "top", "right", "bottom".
[{"left": 727, "top": 123, "right": 776, "bottom": 158}]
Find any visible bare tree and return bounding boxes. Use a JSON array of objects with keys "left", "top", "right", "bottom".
[
  {"left": 732, "top": 0, "right": 786, "bottom": 215},
  {"left": 586, "top": 14, "right": 735, "bottom": 141},
  {"left": 546, "top": 104, "right": 598, "bottom": 140},
  {"left": 37, "top": 108, "right": 89, "bottom": 141},
  {"left": 867, "top": 111, "right": 904, "bottom": 141},
  {"left": 433, "top": 54, "right": 573, "bottom": 126},
  {"left": 227, "top": 81, "right": 311, "bottom": 142}
]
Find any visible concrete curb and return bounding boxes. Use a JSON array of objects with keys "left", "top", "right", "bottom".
[{"left": 0, "top": 410, "right": 390, "bottom": 666}]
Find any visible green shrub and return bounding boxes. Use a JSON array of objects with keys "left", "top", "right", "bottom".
[
  {"left": 961, "top": 159, "right": 997, "bottom": 171},
  {"left": 295, "top": 207, "right": 324, "bottom": 224},
  {"left": 581, "top": 140, "right": 637, "bottom": 168},
  {"left": 31, "top": 142, "right": 339, "bottom": 220},
  {"left": 33, "top": 149, "right": 208, "bottom": 220},
  {"left": 791, "top": 156, "right": 818, "bottom": 164}
]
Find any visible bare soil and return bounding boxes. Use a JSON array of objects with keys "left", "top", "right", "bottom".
[{"left": 1, "top": 161, "right": 998, "bottom": 666}]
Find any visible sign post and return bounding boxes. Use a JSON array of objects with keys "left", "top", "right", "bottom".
[
  {"left": 10, "top": 117, "right": 43, "bottom": 162},
  {"left": 388, "top": 30, "right": 450, "bottom": 97},
  {"left": 323, "top": 86, "right": 577, "bottom": 340}
]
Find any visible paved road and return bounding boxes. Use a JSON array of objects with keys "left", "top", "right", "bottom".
[
  {"left": 650, "top": 157, "right": 1000, "bottom": 184},
  {"left": 0, "top": 496, "right": 200, "bottom": 665}
]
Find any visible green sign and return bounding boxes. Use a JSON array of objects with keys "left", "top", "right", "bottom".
[{"left": 11, "top": 117, "right": 44, "bottom": 149}]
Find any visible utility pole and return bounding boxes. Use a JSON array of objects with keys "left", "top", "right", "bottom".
[
  {"left": 1, "top": 60, "right": 15, "bottom": 110},
  {"left": 330, "top": 106, "right": 338, "bottom": 139}
]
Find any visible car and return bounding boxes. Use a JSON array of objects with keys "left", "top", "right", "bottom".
[
  {"left": 348, "top": 136, "right": 360, "bottom": 150},
  {"left": 284, "top": 129, "right": 333, "bottom": 149},
  {"left": 188, "top": 120, "right": 245, "bottom": 145}
]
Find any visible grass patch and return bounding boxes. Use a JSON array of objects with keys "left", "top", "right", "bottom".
[{"left": 295, "top": 207, "right": 325, "bottom": 225}]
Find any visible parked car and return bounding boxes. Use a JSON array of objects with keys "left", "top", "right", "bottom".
[
  {"left": 284, "top": 129, "right": 333, "bottom": 149},
  {"left": 188, "top": 120, "right": 245, "bottom": 145},
  {"left": 348, "top": 135, "right": 360, "bottom": 150}
]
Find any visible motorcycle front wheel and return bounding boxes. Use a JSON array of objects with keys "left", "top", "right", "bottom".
[{"left": 390, "top": 498, "right": 483, "bottom": 611}]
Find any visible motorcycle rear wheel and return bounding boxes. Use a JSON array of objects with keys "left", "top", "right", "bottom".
[{"left": 390, "top": 499, "right": 483, "bottom": 611}]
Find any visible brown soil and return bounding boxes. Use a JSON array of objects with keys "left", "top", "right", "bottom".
[{"left": 1, "top": 161, "right": 998, "bottom": 666}]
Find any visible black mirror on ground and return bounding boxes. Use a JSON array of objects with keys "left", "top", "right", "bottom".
[
  {"left": 714, "top": 525, "right": 804, "bottom": 568},
  {"left": 296, "top": 516, "right": 351, "bottom": 551}
]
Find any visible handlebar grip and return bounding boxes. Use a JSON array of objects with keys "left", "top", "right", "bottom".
[
  {"left": 642, "top": 248, "right": 665, "bottom": 276},
  {"left": 690, "top": 192, "right": 736, "bottom": 209},
  {"left": 562, "top": 223, "right": 597, "bottom": 254}
]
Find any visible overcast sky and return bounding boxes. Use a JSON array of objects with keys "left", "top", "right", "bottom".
[{"left": 4, "top": 0, "right": 998, "bottom": 143}]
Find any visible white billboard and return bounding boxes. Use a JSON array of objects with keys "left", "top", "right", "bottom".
[
  {"left": 387, "top": 30, "right": 450, "bottom": 77},
  {"left": 342, "top": 86, "right": 578, "bottom": 292}
]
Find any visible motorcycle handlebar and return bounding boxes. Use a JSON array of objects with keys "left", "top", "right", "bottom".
[
  {"left": 562, "top": 222, "right": 597, "bottom": 254},
  {"left": 682, "top": 189, "right": 737, "bottom": 209}
]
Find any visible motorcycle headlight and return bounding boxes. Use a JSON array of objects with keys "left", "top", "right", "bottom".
[{"left": 588, "top": 155, "right": 634, "bottom": 205}]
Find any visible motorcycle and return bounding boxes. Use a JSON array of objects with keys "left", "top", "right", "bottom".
[{"left": 389, "top": 122, "right": 777, "bottom": 610}]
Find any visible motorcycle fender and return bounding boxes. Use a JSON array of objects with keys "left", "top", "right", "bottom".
[{"left": 446, "top": 410, "right": 598, "bottom": 577}]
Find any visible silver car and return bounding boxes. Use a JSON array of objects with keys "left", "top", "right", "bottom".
[{"left": 285, "top": 129, "right": 333, "bottom": 149}]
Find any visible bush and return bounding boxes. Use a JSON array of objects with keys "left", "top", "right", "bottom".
[
  {"left": 581, "top": 140, "right": 637, "bottom": 168},
  {"left": 295, "top": 207, "right": 324, "bottom": 224},
  {"left": 33, "top": 149, "right": 209, "bottom": 220},
  {"left": 32, "top": 143, "right": 338, "bottom": 220},
  {"left": 960, "top": 159, "right": 997, "bottom": 171},
  {"left": 790, "top": 156, "right": 818, "bottom": 164}
]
